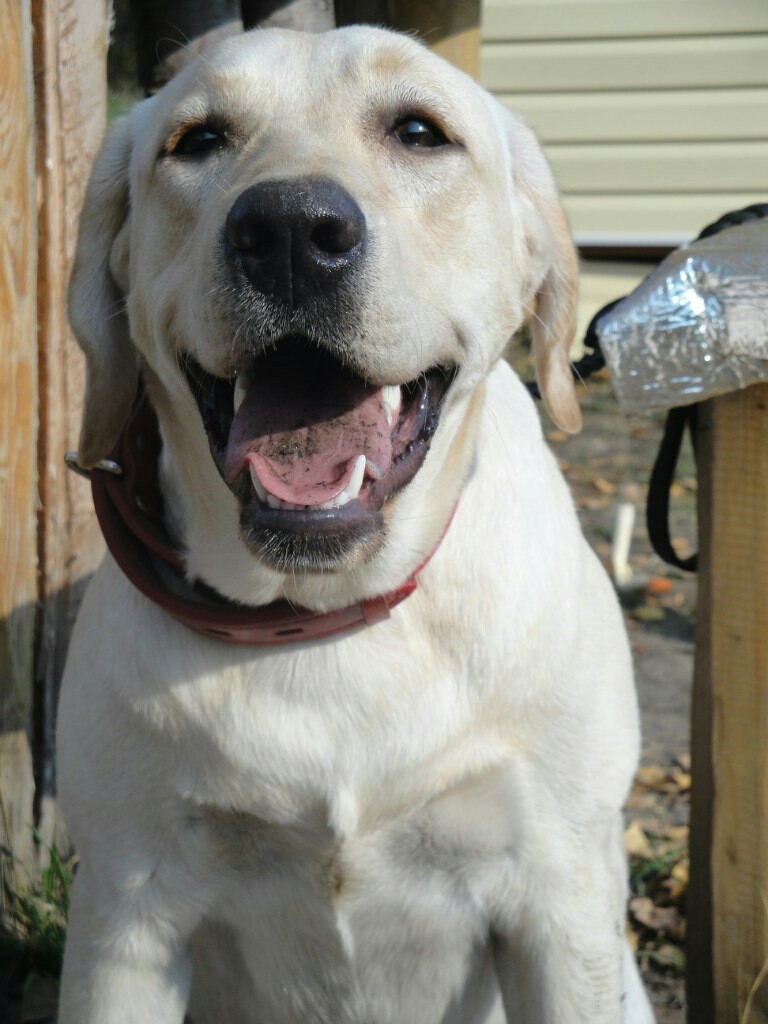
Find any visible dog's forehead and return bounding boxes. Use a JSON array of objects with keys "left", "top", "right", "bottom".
[{"left": 155, "top": 26, "right": 489, "bottom": 131}]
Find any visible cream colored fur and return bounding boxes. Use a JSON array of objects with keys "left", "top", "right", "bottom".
[{"left": 58, "top": 27, "right": 654, "bottom": 1024}]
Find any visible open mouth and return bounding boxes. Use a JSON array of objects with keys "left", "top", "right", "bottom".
[{"left": 182, "top": 337, "right": 454, "bottom": 568}]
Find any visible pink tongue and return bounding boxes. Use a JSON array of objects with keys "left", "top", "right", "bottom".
[{"left": 224, "top": 357, "right": 394, "bottom": 506}]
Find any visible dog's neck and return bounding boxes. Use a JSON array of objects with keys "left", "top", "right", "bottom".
[{"left": 90, "top": 385, "right": 466, "bottom": 645}]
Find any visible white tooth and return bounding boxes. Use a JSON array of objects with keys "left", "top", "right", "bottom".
[
  {"left": 381, "top": 385, "right": 401, "bottom": 428},
  {"left": 234, "top": 377, "right": 247, "bottom": 414},
  {"left": 318, "top": 489, "right": 352, "bottom": 510},
  {"left": 266, "top": 494, "right": 281, "bottom": 509},
  {"left": 249, "top": 465, "right": 268, "bottom": 503},
  {"left": 233, "top": 368, "right": 253, "bottom": 414},
  {"left": 346, "top": 454, "right": 366, "bottom": 500}
]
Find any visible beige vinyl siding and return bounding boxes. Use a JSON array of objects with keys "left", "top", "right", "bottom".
[{"left": 481, "top": 0, "right": 768, "bottom": 246}]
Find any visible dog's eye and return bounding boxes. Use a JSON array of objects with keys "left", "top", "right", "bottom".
[
  {"left": 392, "top": 116, "right": 449, "bottom": 149},
  {"left": 171, "top": 125, "right": 227, "bottom": 157}
]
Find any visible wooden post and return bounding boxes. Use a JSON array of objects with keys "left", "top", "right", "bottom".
[
  {"left": 241, "top": 0, "right": 334, "bottom": 31},
  {"left": 30, "top": 0, "right": 109, "bottom": 851},
  {"left": 131, "top": 0, "right": 241, "bottom": 91},
  {"left": 390, "top": 0, "right": 481, "bottom": 78},
  {"left": 0, "top": 0, "right": 38, "bottom": 881},
  {"left": 689, "top": 384, "right": 768, "bottom": 1023},
  {"left": 335, "top": 0, "right": 481, "bottom": 78}
]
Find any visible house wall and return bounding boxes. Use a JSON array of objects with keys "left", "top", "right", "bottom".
[{"left": 480, "top": 0, "right": 768, "bottom": 248}]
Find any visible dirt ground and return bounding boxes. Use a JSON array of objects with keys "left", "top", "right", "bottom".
[{"left": 533, "top": 365, "right": 696, "bottom": 1024}]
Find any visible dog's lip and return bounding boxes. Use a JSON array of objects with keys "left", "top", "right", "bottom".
[{"left": 181, "top": 338, "right": 455, "bottom": 527}]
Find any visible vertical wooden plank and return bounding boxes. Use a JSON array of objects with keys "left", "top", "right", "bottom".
[
  {"left": 0, "top": 0, "right": 38, "bottom": 879},
  {"left": 131, "top": 0, "right": 241, "bottom": 91},
  {"left": 240, "top": 0, "right": 334, "bottom": 32},
  {"left": 688, "top": 397, "right": 716, "bottom": 1024},
  {"left": 335, "top": 0, "right": 481, "bottom": 77},
  {"left": 31, "top": 0, "right": 107, "bottom": 847},
  {"left": 691, "top": 385, "right": 768, "bottom": 1023},
  {"left": 390, "top": 0, "right": 481, "bottom": 77}
]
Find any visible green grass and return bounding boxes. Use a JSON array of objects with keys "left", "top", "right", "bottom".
[
  {"left": 629, "top": 846, "right": 684, "bottom": 898},
  {"left": 108, "top": 90, "right": 141, "bottom": 122},
  {"left": 0, "top": 833, "right": 72, "bottom": 981}
]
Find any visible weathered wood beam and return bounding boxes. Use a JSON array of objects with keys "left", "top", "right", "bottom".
[
  {"left": 131, "top": 0, "right": 241, "bottom": 91},
  {"left": 689, "top": 384, "right": 768, "bottom": 1023},
  {"left": 391, "top": 0, "right": 481, "bottom": 77},
  {"left": 31, "top": 0, "right": 109, "bottom": 849},
  {"left": 335, "top": 0, "right": 481, "bottom": 77},
  {"left": 333, "top": 0, "right": 389, "bottom": 26},
  {"left": 0, "top": 0, "right": 38, "bottom": 881},
  {"left": 241, "top": 0, "right": 333, "bottom": 31},
  {"left": 130, "top": 0, "right": 334, "bottom": 92}
]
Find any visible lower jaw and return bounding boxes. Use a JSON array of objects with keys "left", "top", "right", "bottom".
[
  {"left": 238, "top": 498, "right": 384, "bottom": 573},
  {"left": 233, "top": 439, "right": 432, "bottom": 572}
]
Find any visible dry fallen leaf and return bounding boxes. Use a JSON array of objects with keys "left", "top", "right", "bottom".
[
  {"left": 624, "top": 820, "right": 653, "bottom": 859},
  {"left": 630, "top": 897, "right": 685, "bottom": 940},
  {"left": 619, "top": 481, "right": 644, "bottom": 503},
  {"left": 635, "top": 765, "right": 668, "bottom": 790},
  {"left": 671, "top": 769, "right": 691, "bottom": 792},
  {"left": 591, "top": 476, "right": 617, "bottom": 495},
  {"left": 661, "top": 876, "right": 687, "bottom": 902},
  {"left": 665, "top": 825, "right": 690, "bottom": 844},
  {"left": 580, "top": 496, "right": 612, "bottom": 511},
  {"left": 671, "top": 858, "right": 689, "bottom": 886}
]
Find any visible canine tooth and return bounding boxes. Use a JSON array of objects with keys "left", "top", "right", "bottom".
[
  {"left": 266, "top": 494, "right": 281, "bottom": 509},
  {"left": 346, "top": 454, "right": 366, "bottom": 500},
  {"left": 381, "top": 385, "right": 401, "bottom": 428},
  {"left": 233, "top": 368, "right": 253, "bottom": 414},
  {"left": 249, "top": 465, "right": 269, "bottom": 503}
]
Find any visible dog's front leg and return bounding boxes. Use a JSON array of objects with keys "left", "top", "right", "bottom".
[
  {"left": 490, "top": 842, "right": 633, "bottom": 1024},
  {"left": 58, "top": 863, "right": 198, "bottom": 1024},
  {"left": 491, "top": 921, "right": 625, "bottom": 1024}
]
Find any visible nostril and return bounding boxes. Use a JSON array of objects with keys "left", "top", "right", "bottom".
[
  {"left": 227, "top": 217, "right": 278, "bottom": 260},
  {"left": 310, "top": 218, "right": 361, "bottom": 256}
]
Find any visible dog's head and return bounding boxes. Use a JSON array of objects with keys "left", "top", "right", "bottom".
[{"left": 70, "top": 27, "right": 579, "bottom": 607}]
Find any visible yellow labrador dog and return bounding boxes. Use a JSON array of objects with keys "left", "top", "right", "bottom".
[{"left": 57, "top": 26, "right": 654, "bottom": 1024}]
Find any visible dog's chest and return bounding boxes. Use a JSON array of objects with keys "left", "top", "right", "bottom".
[
  {"left": 183, "top": 760, "right": 518, "bottom": 1024},
  {"left": 150, "top": 637, "right": 525, "bottom": 1020}
]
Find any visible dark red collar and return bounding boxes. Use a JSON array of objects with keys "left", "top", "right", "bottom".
[{"left": 90, "top": 391, "right": 452, "bottom": 646}]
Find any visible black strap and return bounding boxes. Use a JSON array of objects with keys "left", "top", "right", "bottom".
[
  {"left": 525, "top": 296, "right": 621, "bottom": 400},
  {"left": 646, "top": 406, "right": 698, "bottom": 573}
]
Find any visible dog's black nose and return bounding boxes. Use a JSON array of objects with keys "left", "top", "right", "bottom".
[{"left": 225, "top": 178, "right": 366, "bottom": 304}]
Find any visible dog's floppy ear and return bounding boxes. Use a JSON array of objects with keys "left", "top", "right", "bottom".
[
  {"left": 68, "top": 114, "right": 138, "bottom": 468},
  {"left": 505, "top": 110, "right": 581, "bottom": 434}
]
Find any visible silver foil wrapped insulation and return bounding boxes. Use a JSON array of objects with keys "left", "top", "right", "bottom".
[{"left": 597, "top": 221, "right": 768, "bottom": 414}]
